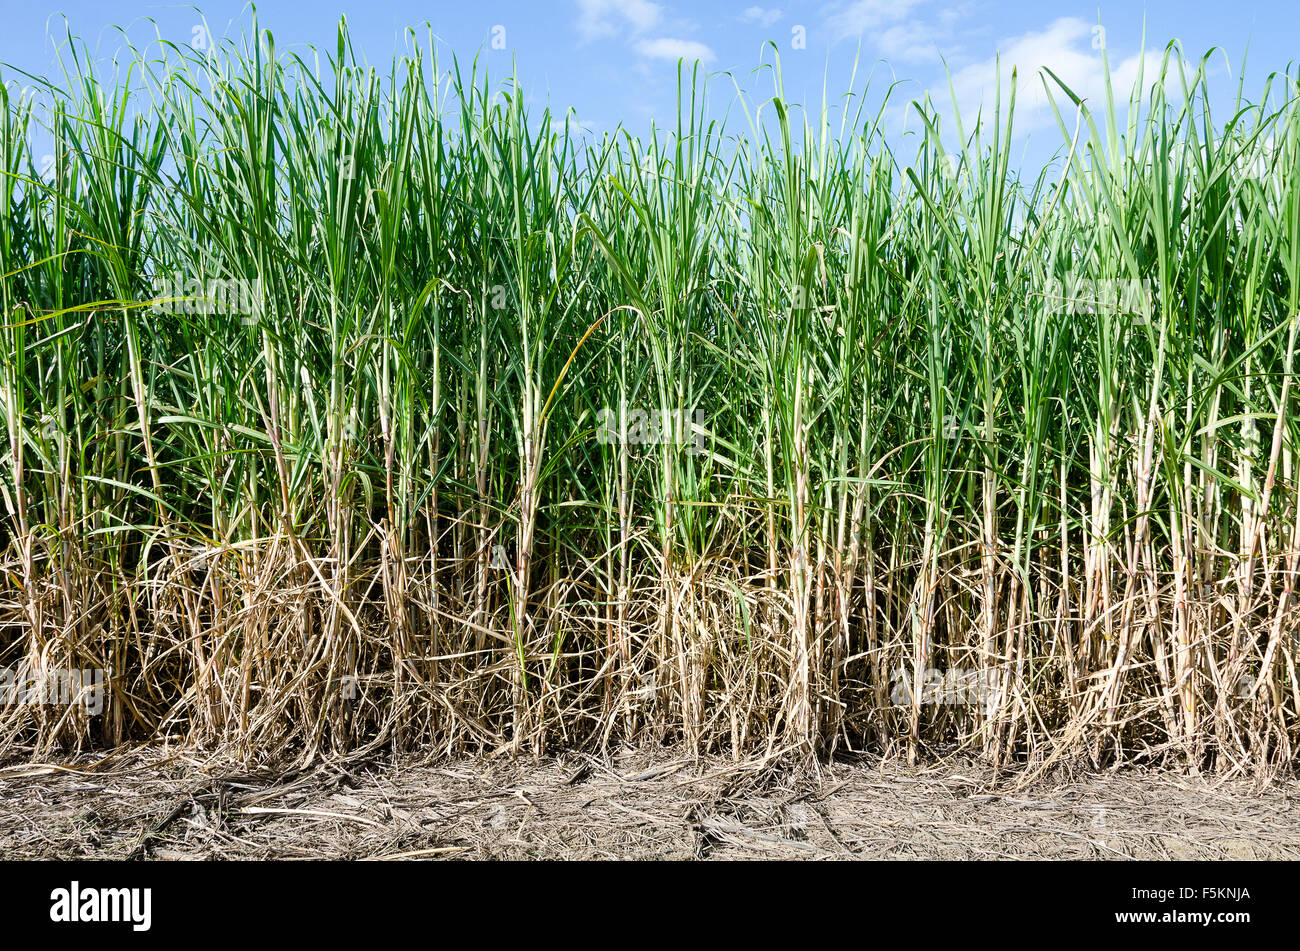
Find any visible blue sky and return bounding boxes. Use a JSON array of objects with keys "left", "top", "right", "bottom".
[{"left": 2, "top": 1, "right": 1297, "bottom": 170}]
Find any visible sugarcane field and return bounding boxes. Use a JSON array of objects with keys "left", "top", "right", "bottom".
[{"left": 0, "top": 0, "right": 1296, "bottom": 930}]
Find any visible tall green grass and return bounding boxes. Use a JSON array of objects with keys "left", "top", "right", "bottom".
[{"left": 2, "top": 15, "right": 1299, "bottom": 771}]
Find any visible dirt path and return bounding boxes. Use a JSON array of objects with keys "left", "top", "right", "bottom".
[{"left": 1, "top": 748, "right": 1296, "bottom": 860}]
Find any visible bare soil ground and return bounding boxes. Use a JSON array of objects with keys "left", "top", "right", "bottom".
[{"left": 1, "top": 747, "right": 1297, "bottom": 860}]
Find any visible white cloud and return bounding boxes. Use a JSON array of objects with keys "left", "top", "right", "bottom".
[
  {"left": 826, "top": 0, "right": 964, "bottom": 65},
  {"left": 742, "top": 6, "right": 783, "bottom": 28},
  {"left": 828, "top": 0, "right": 926, "bottom": 39},
  {"left": 876, "top": 21, "right": 943, "bottom": 64},
  {"left": 941, "top": 18, "right": 1162, "bottom": 133},
  {"left": 576, "top": 0, "right": 714, "bottom": 68},
  {"left": 576, "top": 0, "right": 664, "bottom": 42},
  {"left": 634, "top": 37, "right": 717, "bottom": 63}
]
